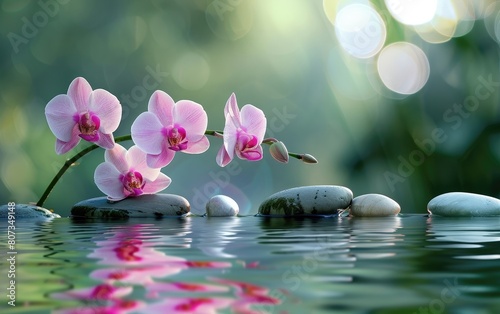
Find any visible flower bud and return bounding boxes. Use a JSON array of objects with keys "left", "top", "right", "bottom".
[
  {"left": 300, "top": 154, "right": 318, "bottom": 164},
  {"left": 269, "top": 141, "right": 289, "bottom": 163}
]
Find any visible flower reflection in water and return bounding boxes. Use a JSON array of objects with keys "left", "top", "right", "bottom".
[{"left": 52, "top": 224, "right": 283, "bottom": 313}]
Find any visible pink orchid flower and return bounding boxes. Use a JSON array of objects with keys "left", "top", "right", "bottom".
[
  {"left": 94, "top": 144, "right": 171, "bottom": 201},
  {"left": 45, "top": 77, "right": 122, "bottom": 154},
  {"left": 131, "top": 90, "right": 209, "bottom": 168},
  {"left": 216, "top": 93, "right": 267, "bottom": 167}
]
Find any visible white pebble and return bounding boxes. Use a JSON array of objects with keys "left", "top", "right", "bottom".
[
  {"left": 206, "top": 195, "right": 239, "bottom": 217},
  {"left": 427, "top": 192, "right": 500, "bottom": 217},
  {"left": 349, "top": 194, "right": 400, "bottom": 217}
]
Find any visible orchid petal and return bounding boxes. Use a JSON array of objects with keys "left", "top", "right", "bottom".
[
  {"left": 148, "top": 90, "right": 175, "bottom": 126},
  {"left": 45, "top": 94, "right": 78, "bottom": 142},
  {"left": 88, "top": 89, "right": 121, "bottom": 133},
  {"left": 184, "top": 136, "right": 210, "bottom": 154},
  {"left": 55, "top": 124, "right": 81, "bottom": 155},
  {"left": 222, "top": 112, "right": 238, "bottom": 160},
  {"left": 131, "top": 112, "right": 165, "bottom": 155},
  {"left": 127, "top": 146, "right": 161, "bottom": 180},
  {"left": 240, "top": 105, "right": 266, "bottom": 142},
  {"left": 224, "top": 93, "right": 241, "bottom": 128},
  {"left": 142, "top": 172, "right": 171, "bottom": 194},
  {"left": 216, "top": 145, "right": 232, "bottom": 167},
  {"left": 94, "top": 162, "right": 126, "bottom": 201},
  {"left": 146, "top": 149, "right": 176, "bottom": 168},
  {"left": 95, "top": 131, "right": 115, "bottom": 150},
  {"left": 173, "top": 100, "right": 208, "bottom": 141},
  {"left": 67, "top": 77, "right": 92, "bottom": 112},
  {"left": 104, "top": 144, "right": 129, "bottom": 174}
]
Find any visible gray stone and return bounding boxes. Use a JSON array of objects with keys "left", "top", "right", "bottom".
[
  {"left": 427, "top": 192, "right": 500, "bottom": 217},
  {"left": 0, "top": 203, "right": 61, "bottom": 220},
  {"left": 349, "top": 194, "right": 401, "bottom": 217},
  {"left": 71, "top": 194, "right": 190, "bottom": 218},
  {"left": 258, "top": 185, "right": 352, "bottom": 216},
  {"left": 206, "top": 195, "right": 239, "bottom": 217}
]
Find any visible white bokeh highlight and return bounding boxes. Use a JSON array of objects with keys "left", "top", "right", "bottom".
[
  {"left": 334, "top": 3, "right": 387, "bottom": 59},
  {"left": 377, "top": 42, "right": 430, "bottom": 95},
  {"left": 385, "top": 0, "right": 438, "bottom": 26}
]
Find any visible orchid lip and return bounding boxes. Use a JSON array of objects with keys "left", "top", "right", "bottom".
[
  {"left": 78, "top": 112, "right": 101, "bottom": 141},
  {"left": 120, "top": 171, "right": 145, "bottom": 196},
  {"left": 166, "top": 126, "right": 188, "bottom": 151},
  {"left": 79, "top": 133, "right": 100, "bottom": 141}
]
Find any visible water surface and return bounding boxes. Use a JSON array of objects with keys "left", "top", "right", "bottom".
[{"left": 1, "top": 214, "right": 500, "bottom": 313}]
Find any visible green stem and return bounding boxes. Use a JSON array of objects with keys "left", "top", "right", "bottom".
[
  {"left": 205, "top": 130, "right": 223, "bottom": 137},
  {"left": 287, "top": 152, "right": 302, "bottom": 160},
  {"left": 36, "top": 135, "right": 132, "bottom": 207}
]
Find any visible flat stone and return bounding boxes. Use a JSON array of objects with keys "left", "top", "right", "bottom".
[
  {"left": 206, "top": 195, "right": 239, "bottom": 217},
  {"left": 71, "top": 194, "right": 190, "bottom": 218},
  {"left": 349, "top": 194, "right": 401, "bottom": 217},
  {"left": 427, "top": 192, "right": 500, "bottom": 217},
  {"left": 0, "top": 203, "right": 61, "bottom": 220},
  {"left": 258, "top": 185, "right": 352, "bottom": 216}
]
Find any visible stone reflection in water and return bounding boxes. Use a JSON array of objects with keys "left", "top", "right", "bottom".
[
  {"left": 195, "top": 216, "right": 242, "bottom": 259},
  {"left": 423, "top": 216, "right": 500, "bottom": 304},
  {"left": 426, "top": 216, "right": 500, "bottom": 244},
  {"left": 51, "top": 223, "right": 283, "bottom": 314},
  {"left": 348, "top": 216, "right": 403, "bottom": 251}
]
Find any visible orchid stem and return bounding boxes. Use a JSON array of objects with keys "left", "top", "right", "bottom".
[
  {"left": 205, "top": 130, "right": 224, "bottom": 137},
  {"left": 36, "top": 135, "right": 132, "bottom": 207}
]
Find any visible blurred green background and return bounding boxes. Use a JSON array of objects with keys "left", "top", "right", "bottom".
[{"left": 1, "top": 0, "right": 500, "bottom": 217}]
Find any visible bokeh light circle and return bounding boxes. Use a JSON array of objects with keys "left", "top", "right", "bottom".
[
  {"left": 377, "top": 42, "right": 430, "bottom": 95},
  {"left": 172, "top": 53, "right": 210, "bottom": 90},
  {"left": 483, "top": 1, "right": 500, "bottom": 43},
  {"left": 413, "top": 0, "right": 477, "bottom": 44},
  {"left": 334, "top": 3, "right": 387, "bottom": 59},
  {"left": 385, "top": 0, "right": 438, "bottom": 26}
]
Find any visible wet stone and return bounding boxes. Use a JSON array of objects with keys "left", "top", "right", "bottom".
[
  {"left": 258, "top": 185, "right": 353, "bottom": 216},
  {"left": 206, "top": 195, "right": 239, "bottom": 217},
  {"left": 350, "top": 194, "right": 401, "bottom": 217},
  {"left": 427, "top": 192, "right": 500, "bottom": 217},
  {"left": 71, "top": 194, "right": 190, "bottom": 218},
  {"left": 0, "top": 203, "right": 61, "bottom": 220}
]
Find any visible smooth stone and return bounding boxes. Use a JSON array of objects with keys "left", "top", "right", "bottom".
[
  {"left": 349, "top": 194, "right": 401, "bottom": 217},
  {"left": 427, "top": 192, "right": 500, "bottom": 217},
  {"left": 71, "top": 194, "right": 190, "bottom": 218},
  {"left": 258, "top": 185, "right": 353, "bottom": 216},
  {"left": 0, "top": 203, "right": 61, "bottom": 220},
  {"left": 206, "top": 195, "right": 239, "bottom": 217}
]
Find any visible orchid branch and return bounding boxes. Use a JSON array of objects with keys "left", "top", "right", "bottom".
[
  {"left": 36, "top": 135, "right": 132, "bottom": 207},
  {"left": 205, "top": 130, "right": 318, "bottom": 164}
]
